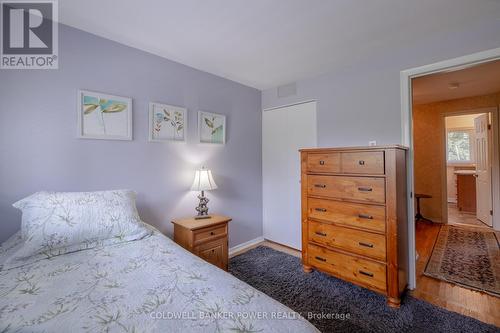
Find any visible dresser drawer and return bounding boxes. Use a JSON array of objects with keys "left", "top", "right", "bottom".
[
  {"left": 308, "top": 244, "right": 387, "bottom": 292},
  {"left": 193, "top": 225, "right": 227, "bottom": 245},
  {"left": 308, "top": 220, "right": 386, "bottom": 260},
  {"left": 307, "top": 198, "right": 386, "bottom": 232},
  {"left": 194, "top": 238, "right": 227, "bottom": 270},
  {"left": 341, "top": 152, "right": 384, "bottom": 175},
  {"left": 307, "top": 175, "right": 385, "bottom": 203},
  {"left": 307, "top": 153, "right": 341, "bottom": 173}
]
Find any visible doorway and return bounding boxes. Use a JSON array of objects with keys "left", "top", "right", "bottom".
[
  {"left": 262, "top": 101, "right": 317, "bottom": 250},
  {"left": 401, "top": 48, "right": 500, "bottom": 291},
  {"left": 401, "top": 49, "right": 500, "bottom": 326},
  {"left": 445, "top": 111, "right": 495, "bottom": 228}
]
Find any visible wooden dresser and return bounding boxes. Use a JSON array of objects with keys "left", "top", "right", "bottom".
[
  {"left": 300, "top": 146, "right": 408, "bottom": 307},
  {"left": 172, "top": 215, "right": 231, "bottom": 271}
]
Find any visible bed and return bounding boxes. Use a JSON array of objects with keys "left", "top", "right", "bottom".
[{"left": 0, "top": 190, "right": 317, "bottom": 332}]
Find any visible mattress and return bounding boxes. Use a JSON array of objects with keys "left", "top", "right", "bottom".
[{"left": 0, "top": 229, "right": 318, "bottom": 332}]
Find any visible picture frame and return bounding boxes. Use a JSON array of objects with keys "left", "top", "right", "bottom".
[
  {"left": 198, "top": 111, "right": 226, "bottom": 144},
  {"left": 77, "top": 90, "right": 132, "bottom": 140},
  {"left": 149, "top": 102, "right": 187, "bottom": 142}
]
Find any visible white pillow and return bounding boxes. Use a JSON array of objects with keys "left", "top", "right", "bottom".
[{"left": 4, "top": 190, "right": 151, "bottom": 269}]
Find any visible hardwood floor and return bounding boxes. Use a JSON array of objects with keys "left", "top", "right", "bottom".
[
  {"left": 410, "top": 221, "right": 500, "bottom": 327},
  {"left": 448, "top": 203, "right": 492, "bottom": 228}
]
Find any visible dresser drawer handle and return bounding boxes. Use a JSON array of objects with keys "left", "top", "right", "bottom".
[
  {"left": 210, "top": 231, "right": 215, "bottom": 236},
  {"left": 315, "top": 208, "right": 327, "bottom": 212},
  {"left": 319, "top": 160, "right": 325, "bottom": 165},
  {"left": 315, "top": 256, "right": 327, "bottom": 262},
  {"left": 359, "top": 242, "right": 374, "bottom": 248},
  {"left": 358, "top": 187, "right": 373, "bottom": 192},
  {"left": 359, "top": 270, "right": 374, "bottom": 277},
  {"left": 358, "top": 160, "right": 365, "bottom": 165},
  {"left": 358, "top": 214, "right": 373, "bottom": 220},
  {"left": 314, "top": 184, "right": 327, "bottom": 188},
  {"left": 315, "top": 231, "right": 327, "bottom": 237}
]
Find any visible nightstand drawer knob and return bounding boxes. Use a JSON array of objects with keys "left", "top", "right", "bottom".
[{"left": 210, "top": 231, "right": 215, "bottom": 236}]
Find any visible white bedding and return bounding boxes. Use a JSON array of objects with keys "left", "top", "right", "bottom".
[{"left": 0, "top": 228, "right": 318, "bottom": 332}]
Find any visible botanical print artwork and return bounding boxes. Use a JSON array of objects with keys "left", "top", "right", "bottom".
[
  {"left": 78, "top": 90, "right": 132, "bottom": 140},
  {"left": 149, "top": 103, "right": 187, "bottom": 142},
  {"left": 199, "top": 111, "right": 226, "bottom": 144}
]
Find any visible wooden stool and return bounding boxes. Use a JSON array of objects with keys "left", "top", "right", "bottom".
[{"left": 415, "top": 193, "right": 433, "bottom": 223}]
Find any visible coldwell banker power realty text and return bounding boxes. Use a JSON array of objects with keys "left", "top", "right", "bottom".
[{"left": 1, "top": 0, "right": 58, "bottom": 69}]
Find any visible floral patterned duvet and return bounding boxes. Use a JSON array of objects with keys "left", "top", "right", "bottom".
[{"left": 0, "top": 230, "right": 318, "bottom": 333}]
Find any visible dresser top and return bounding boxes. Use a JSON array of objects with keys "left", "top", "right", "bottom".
[
  {"left": 299, "top": 145, "right": 408, "bottom": 152},
  {"left": 171, "top": 214, "right": 232, "bottom": 230}
]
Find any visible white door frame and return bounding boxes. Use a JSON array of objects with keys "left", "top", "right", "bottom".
[{"left": 400, "top": 47, "right": 500, "bottom": 290}]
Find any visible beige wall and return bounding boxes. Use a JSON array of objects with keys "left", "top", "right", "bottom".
[{"left": 413, "top": 92, "right": 500, "bottom": 222}]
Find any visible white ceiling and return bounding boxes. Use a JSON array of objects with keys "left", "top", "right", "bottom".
[
  {"left": 59, "top": 0, "right": 500, "bottom": 90},
  {"left": 412, "top": 60, "right": 500, "bottom": 104}
]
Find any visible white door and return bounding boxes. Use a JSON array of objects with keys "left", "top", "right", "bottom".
[
  {"left": 474, "top": 113, "right": 492, "bottom": 226},
  {"left": 262, "top": 101, "right": 317, "bottom": 249}
]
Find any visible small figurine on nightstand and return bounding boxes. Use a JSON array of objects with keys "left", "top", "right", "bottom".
[
  {"left": 195, "top": 193, "right": 210, "bottom": 216},
  {"left": 191, "top": 166, "right": 218, "bottom": 220}
]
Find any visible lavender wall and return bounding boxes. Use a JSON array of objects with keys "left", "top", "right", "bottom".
[
  {"left": 262, "top": 19, "right": 500, "bottom": 147},
  {"left": 0, "top": 25, "right": 262, "bottom": 245}
]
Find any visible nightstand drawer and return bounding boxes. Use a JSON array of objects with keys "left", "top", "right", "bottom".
[
  {"left": 172, "top": 215, "right": 231, "bottom": 271},
  {"left": 193, "top": 224, "right": 227, "bottom": 245},
  {"left": 194, "top": 238, "right": 227, "bottom": 270}
]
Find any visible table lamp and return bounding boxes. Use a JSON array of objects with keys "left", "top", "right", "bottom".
[{"left": 191, "top": 166, "right": 218, "bottom": 219}]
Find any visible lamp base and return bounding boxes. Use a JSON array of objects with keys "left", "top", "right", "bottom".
[
  {"left": 194, "top": 215, "right": 212, "bottom": 220},
  {"left": 195, "top": 190, "right": 210, "bottom": 217}
]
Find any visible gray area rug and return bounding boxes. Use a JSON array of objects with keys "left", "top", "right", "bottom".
[
  {"left": 425, "top": 226, "right": 500, "bottom": 296},
  {"left": 229, "top": 246, "right": 499, "bottom": 333}
]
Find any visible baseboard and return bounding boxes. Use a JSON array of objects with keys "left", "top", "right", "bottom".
[{"left": 229, "top": 236, "right": 265, "bottom": 257}]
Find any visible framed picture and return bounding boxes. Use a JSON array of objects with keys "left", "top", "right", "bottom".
[
  {"left": 198, "top": 111, "right": 226, "bottom": 144},
  {"left": 149, "top": 102, "right": 187, "bottom": 142},
  {"left": 77, "top": 90, "right": 132, "bottom": 140}
]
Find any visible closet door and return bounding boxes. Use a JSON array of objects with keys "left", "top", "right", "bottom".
[{"left": 263, "top": 101, "right": 317, "bottom": 249}]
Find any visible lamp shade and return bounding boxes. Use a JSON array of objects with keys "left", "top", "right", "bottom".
[{"left": 191, "top": 168, "right": 218, "bottom": 191}]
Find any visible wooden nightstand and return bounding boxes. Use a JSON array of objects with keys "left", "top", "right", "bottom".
[{"left": 171, "top": 215, "right": 231, "bottom": 271}]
